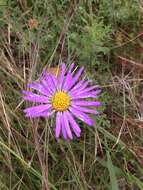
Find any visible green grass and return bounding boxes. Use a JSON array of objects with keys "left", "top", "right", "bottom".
[{"left": 0, "top": 0, "right": 143, "bottom": 189}]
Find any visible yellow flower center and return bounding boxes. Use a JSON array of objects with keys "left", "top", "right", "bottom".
[{"left": 52, "top": 91, "right": 71, "bottom": 111}]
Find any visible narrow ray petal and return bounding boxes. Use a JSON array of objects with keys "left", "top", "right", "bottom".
[
  {"left": 46, "top": 74, "right": 58, "bottom": 89},
  {"left": 71, "top": 93, "right": 97, "bottom": 99},
  {"left": 26, "top": 110, "right": 54, "bottom": 118},
  {"left": 61, "top": 113, "right": 68, "bottom": 139},
  {"left": 72, "top": 100, "right": 101, "bottom": 107},
  {"left": 41, "top": 74, "right": 57, "bottom": 93},
  {"left": 27, "top": 82, "right": 50, "bottom": 95},
  {"left": 59, "top": 63, "right": 66, "bottom": 89},
  {"left": 72, "top": 105, "right": 99, "bottom": 115},
  {"left": 71, "top": 90, "right": 101, "bottom": 100},
  {"left": 69, "top": 107, "right": 94, "bottom": 126},
  {"left": 55, "top": 112, "right": 62, "bottom": 138},
  {"left": 61, "top": 125, "right": 68, "bottom": 139},
  {"left": 67, "top": 67, "right": 84, "bottom": 90},
  {"left": 66, "top": 111, "right": 81, "bottom": 137},
  {"left": 74, "top": 85, "right": 98, "bottom": 95},
  {"left": 62, "top": 63, "right": 75, "bottom": 90},
  {"left": 69, "top": 79, "right": 89, "bottom": 94},
  {"left": 63, "top": 112, "right": 73, "bottom": 139},
  {"left": 24, "top": 104, "right": 51, "bottom": 116},
  {"left": 22, "top": 91, "right": 49, "bottom": 103}
]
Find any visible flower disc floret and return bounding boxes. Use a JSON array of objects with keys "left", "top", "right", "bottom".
[{"left": 52, "top": 91, "right": 70, "bottom": 111}]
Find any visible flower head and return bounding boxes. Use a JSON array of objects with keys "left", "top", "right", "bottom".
[
  {"left": 23, "top": 63, "right": 101, "bottom": 139},
  {"left": 28, "top": 18, "right": 38, "bottom": 30}
]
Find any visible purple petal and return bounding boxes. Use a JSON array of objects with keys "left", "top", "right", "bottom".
[
  {"left": 27, "top": 82, "right": 50, "bottom": 96},
  {"left": 69, "top": 107, "right": 95, "bottom": 126},
  {"left": 69, "top": 79, "right": 89, "bottom": 94},
  {"left": 67, "top": 67, "right": 84, "bottom": 90},
  {"left": 68, "top": 63, "right": 75, "bottom": 73},
  {"left": 71, "top": 90, "right": 101, "bottom": 100},
  {"left": 59, "top": 63, "right": 66, "bottom": 89},
  {"left": 72, "top": 100, "right": 101, "bottom": 107},
  {"left": 40, "top": 68, "right": 47, "bottom": 79},
  {"left": 89, "top": 90, "right": 101, "bottom": 96},
  {"left": 62, "top": 112, "right": 73, "bottom": 139},
  {"left": 22, "top": 91, "right": 49, "bottom": 103},
  {"left": 66, "top": 111, "right": 81, "bottom": 137},
  {"left": 75, "top": 85, "right": 98, "bottom": 95},
  {"left": 55, "top": 112, "right": 62, "bottom": 138},
  {"left": 70, "top": 85, "right": 100, "bottom": 97},
  {"left": 61, "top": 113, "right": 68, "bottom": 139},
  {"left": 24, "top": 104, "right": 51, "bottom": 117},
  {"left": 62, "top": 63, "right": 75, "bottom": 91},
  {"left": 26, "top": 110, "right": 54, "bottom": 118},
  {"left": 41, "top": 74, "right": 57, "bottom": 93},
  {"left": 48, "top": 74, "right": 58, "bottom": 89},
  {"left": 72, "top": 105, "right": 99, "bottom": 115},
  {"left": 61, "top": 125, "right": 67, "bottom": 139}
]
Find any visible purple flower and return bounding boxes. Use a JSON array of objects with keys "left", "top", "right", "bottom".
[{"left": 23, "top": 63, "right": 101, "bottom": 139}]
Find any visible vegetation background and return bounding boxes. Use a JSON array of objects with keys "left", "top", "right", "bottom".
[{"left": 0, "top": 0, "right": 143, "bottom": 189}]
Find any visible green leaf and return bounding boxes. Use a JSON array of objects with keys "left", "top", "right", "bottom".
[
  {"left": 107, "top": 151, "right": 119, "bottom": 190},
  {"left": 0, "top": 0, "right": 7, "bottom": 6}
]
